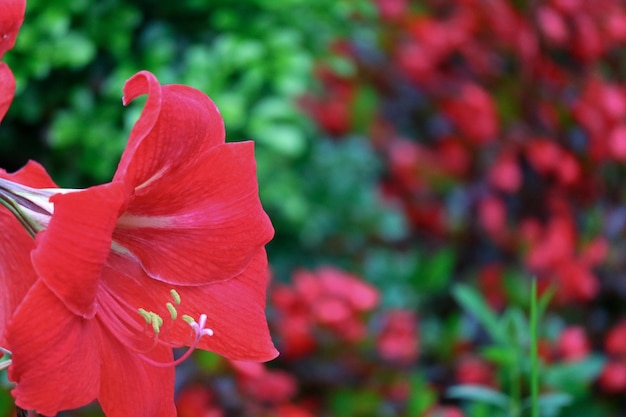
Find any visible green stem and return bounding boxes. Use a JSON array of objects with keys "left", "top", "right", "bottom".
[
  {"left": 510, "top": 349, "right": 521, "bottom": 417},
  {"left": 0, "top": 192, "right": 38, "bottom": 238},
  {"left": 530, "top": 278, "right": 539, "bottom": 417}
]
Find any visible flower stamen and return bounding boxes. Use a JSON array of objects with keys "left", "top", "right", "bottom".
[
  {"left": 170, "top": 289, "right": 181, "bottom": 305},
  {"left": 135, "top": 290, "right": 214, "bottom": 367},
  {"left": 0, "top": 347, "right": 12, "bottom": 371},
  {"left": 139, "top": 313, "right": 214, "bottom": 368},
  {"left": 166, "top": 302, "right": 178, "bottom": 320}
]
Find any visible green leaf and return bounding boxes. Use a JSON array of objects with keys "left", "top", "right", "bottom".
[
  {"left": 537, "top": 285, "right": 555, "bottom": 318},
  {"left": 406, "top": 375, "right": 437, "bottom": 416},
  {"left": 330, "top": 388, "right": 382, "bottom": 417},
  {"left": 544, "top": 355, "right": 605, "bottom": 395},
  {"left": 253, "top": 123, "right": 307, "bottom": 157},
  {"left": 419, "top": 248, "right": 455, "bottom": 292},
  {"left": 194, "top": 350, "right": 223, "bottom": 372},
  {"left": 502, "top": 307, "right": 529, "bottom": 348},
  {"left": 481, "top": 346, "right": 517, "bottom": 367},
  {"left": 447, "top": 385, "right": 510, "bottom": 409},
  {"left": 452, "top": 284, "right": 506, "bottom": 344},
  {"left": 523, "top": 392, "right": 573, "bottom": 411}
]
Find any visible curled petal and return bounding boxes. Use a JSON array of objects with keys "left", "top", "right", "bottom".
[
  {"left": 114, "top": 71, "right": 225, "bottom": 189},
  {"left": 7, "top": 281, "right": 100, "bottom": 415},
  {"left": 32, "top": 182, "right": 129, "bottom": 318},
  {"left": 114, "top": 141, "right": 274, "bottom": 285}
]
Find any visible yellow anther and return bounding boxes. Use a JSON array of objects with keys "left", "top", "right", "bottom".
[
  {"left": 166, "top": 302, "right": 178, "bottom": 320},
  {"left": 149, "top": 312, "right": 164, "bottom": 334},
  {"left": 138, "top": 308, "right": 152, "bottom": 324},
  {"left": 170, "top": 289, "right": 181, "bottom": 305},
  {"left": 182, "top": 315, "right": 194, "bottom": 324}
]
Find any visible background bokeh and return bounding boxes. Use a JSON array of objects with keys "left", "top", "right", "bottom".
[{"left": 3, "top": 0, "right": 626, "bottom": 416}]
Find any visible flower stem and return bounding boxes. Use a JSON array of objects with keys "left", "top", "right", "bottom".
[{"left": 530, "top": 278, "right": 539, "bottom": 417}]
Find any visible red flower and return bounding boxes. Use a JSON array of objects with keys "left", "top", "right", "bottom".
[
  {"left": 455, "top": 355, "right": 496, "bottom": 387},
  {"left": 443, "top": 83, "right": 499, "bottom": 144},
  {"left": 488, "top": 150, "right": 522, "bottom": 193},
  {"left": 3, "top": 71, "right": 276, "bottom": 416},
  {"left": 605, "top": 321, "right": 626, "bottom": 358},
  {"left": 275, "top": 404, "right": 316, "bottom": 417},
  {"left": 376, "top": 309, "right": 419, "bottom": 364},
  {"left": 0, "top": 0, "right": 25, "bottom": 121},
  {"left": 0, "top": 162, "right": 55, "bottom": 347},
  {"left": 231, "top": 360, "right": 297, "bottom": 403},
  {"left": 599, "top": 360, "right": 626, "bottom": 393},
  {"left": 557, "top": 326, "right": 590, "bottom": 361},
  {"left": 176, "top": 385, "right": 223, "bottom": 417}
]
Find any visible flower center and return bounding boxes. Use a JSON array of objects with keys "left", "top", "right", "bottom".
[{"left": 135, "top": 289, "right": 214, "bottom": 368}]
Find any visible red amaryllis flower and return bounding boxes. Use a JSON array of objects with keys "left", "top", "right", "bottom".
[
  {"left": 2, "top": 71, "right": 276, "bottom": 416},
  {"left": 0, "top": 162, "right": 55, "bottom": 348},
  {"left": 0, "top": 0, "right": 25, "bottom": 121}
]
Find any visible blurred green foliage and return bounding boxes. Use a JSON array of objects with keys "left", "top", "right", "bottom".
[{"left": 2, "top": 0, "right": 371, "bottom": 176}]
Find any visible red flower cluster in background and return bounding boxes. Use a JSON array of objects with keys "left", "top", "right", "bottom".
[
  {"left": 271, "top": 266, "right": 379, "bottom": 358},
  {"left": 376, "top": 309, "right": 419, "bottom": 365},
  {"left": 600, "top": 322, "right": 626, "bottom": 393},
  {"left": 306, "top": 0, "right": 624, "bottom": 305},
  {"left": 296, "top": 0, "right": 626, "bottom": 413}
]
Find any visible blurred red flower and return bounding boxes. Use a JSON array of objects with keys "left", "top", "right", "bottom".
[
  {"left": 599, "top": 360, "right": 626, "bottom": 393},
  {"left": 376, "top": 309, "right": 419, "bottom": 364},
  {"left": 272, "top": 266, "right": 379, "bottom": 357},
  {"left": 443, "top": 83, "right": 499, "bottom": 145},
  {"left": 275, "top": 404, "right": 317, "bottom": 417},
  {"left": 556, "top": 326, "right": 590, "bottom": 361},
  {"left": 423, "top": 405, "right": 465, "bottom": 417},
  {"left": 605, "top": 321, "right": 626, "bottom": 358},
  {"left": 176, "top": 385, "right": 224, "bottom": 417},
  {"left": 231, "top": 360, "right": 297, "bottom": 404},
  {"left": 455, "top": 355, "right": 496, "bottom": 388}
]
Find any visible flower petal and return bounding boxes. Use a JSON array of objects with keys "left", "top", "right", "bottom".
[
  {"left": 101, "top": 249, "right": 278, "bottom": 361},
  {"left": 1, "top": 160, "right": 58, "bottom": 188},
  {"left": 0, "top": 211, "right": 34, "bottom": 345},
  {"left": 114, "top": 71, "right": 225, "bottom": 189},
  {"left": 0, "top": 162, "right": 56, "bottom": 344},
  {"left": 191, "top": 249, "right": 278, "bottom": 361},
  {"left": 0, "top": 63, "right": 15, "bottom": 122},
  {"left": 7, "top": 281, "right": 100, "bottom": 416},
  {"left": 0, "top": 0, "right": 26, "bottom": 58},
  {"left": 97, "top": 324, "right": 176, "bottom": 417},
  {"left": 113, "top": 141, "right": 274, "bottom": 285},
  {"left": 32, "top": 181, "right": 129, "bottom": 318}
]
